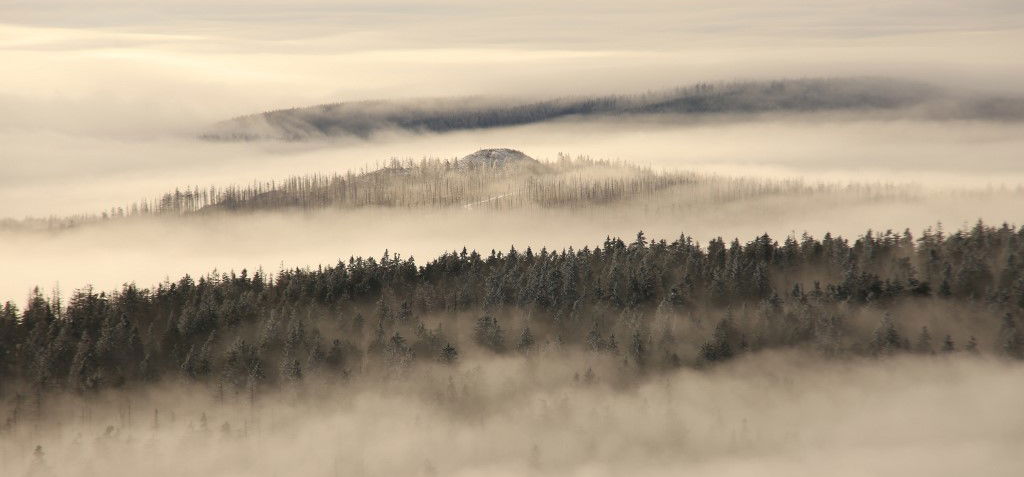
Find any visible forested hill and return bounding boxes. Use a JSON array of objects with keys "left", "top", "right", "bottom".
[
  {"left": 2, "top": 152, "right": 926, "bottom": 231},
  {"left": 200, "top": 77, "right": 1002, "bottom": 141},
  {"left": 2, "top": 222, "right": 1024, "bottom": 401}
]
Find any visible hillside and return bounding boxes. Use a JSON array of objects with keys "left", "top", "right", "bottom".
[
  {"left": 201, "top": 77, "right": 990, "bottom": 141},
  {"left": 1, "top": 150, "right": 940, "bottom": 233}
]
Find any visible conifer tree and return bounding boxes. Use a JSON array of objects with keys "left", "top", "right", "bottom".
[{"left": 516, "top": 327, "right": 536, "bottom": 354}]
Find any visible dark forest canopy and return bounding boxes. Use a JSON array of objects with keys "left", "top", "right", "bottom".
[
  {"left": 2, "top": 221, "right": 1024, "bottom": 407},
  {"left": 201, "top": 77, "right": 1024, "bottom": 142}
]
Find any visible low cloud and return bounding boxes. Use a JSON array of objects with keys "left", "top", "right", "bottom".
[{"left": 2, "top": 352, "right": 1022, "bottom": 476}]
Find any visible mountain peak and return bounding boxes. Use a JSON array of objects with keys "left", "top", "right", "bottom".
[{"left": 459, "top": 148, "right": 536, "bottom": 167}]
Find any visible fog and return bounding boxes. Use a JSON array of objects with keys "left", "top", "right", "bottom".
[
  {"left": 5, "top": 116, "right": 1024, "bottom": 218},
  {"left": 3, "top": 1, "right": 1023, "bottom": 122},
  {"left": 2, "top": 0, "right": 1023, "bottom": 142},
  {"left": 3, "top": 2, "right": 1024, "bottom": 474},
  {"left": 4, "top": 188, "right": 1024, "bottom": 305},
  {"left": 3, "top": 112, "right": 1024, "bottom": 302},
  {"left": 3, "top": 352, "right": 1022, "bottom": 476},
  {"left": 4, "top": 0, "right": 1023, "bottom": 235}
]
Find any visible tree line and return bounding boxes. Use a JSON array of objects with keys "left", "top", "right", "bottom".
[{"left": 2, "top": 221, "right": 1024, "bottom": 416}]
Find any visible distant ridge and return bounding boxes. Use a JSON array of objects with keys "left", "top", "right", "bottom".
[{"left": 199, "top": 77, "right": 1024, "bottom": 142}]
